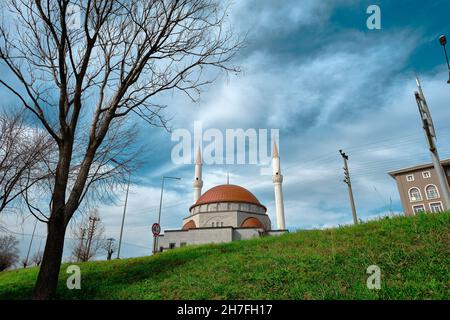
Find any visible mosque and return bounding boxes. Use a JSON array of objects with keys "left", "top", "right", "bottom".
[{"left": 157, "top": 141, "right": 288, "bottom": 251}]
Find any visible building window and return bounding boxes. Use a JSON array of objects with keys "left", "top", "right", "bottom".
[
  {"left": 412, "top": 204, "right": 425, "bottom": 214},
  {"left": 169, "top": 243, "right": 176, "bottom": 249},
  {"left": 221, "top": 222, "right": 224, "bottom": 227},
  {"left": 212, "top": 222, "right": 215, "bottom": 227},
  {"left": 422, "top": 171, "right": 431, "bottom": 179},
  {"left": 406, "top": 174, "right": 414, "bottom": 182},
  {"left": 180, "top": 242, "right": 186, "bottom": 247},
  {"left": 425, "top": 185, "right": 439, "bottom": 199},
  {"left": 429, "top": 202, "right": 443, "bottom": 213},
  {"left": 408, "top": 187, "right": 422, "bottom": 202}
]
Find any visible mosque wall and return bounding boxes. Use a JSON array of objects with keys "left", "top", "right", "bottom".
[
  {"left": 158, "top": 227, "right": 233, "bottom": 250},
  {"left": 158, "top": 226, "right": 280, "bottom": 251},
  {"left": 183, "top": 210, "right": 271, "bottom": 229}
]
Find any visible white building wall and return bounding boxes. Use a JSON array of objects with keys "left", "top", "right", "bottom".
[
  {"left": 158, "top": 227, "right": 284, "bottom": 251},
  {"left": 158, "top": 228, "right": 233, "bottom": 250},
  {"left": 232, "top": 228, "right": 264, "bottom": 241}
]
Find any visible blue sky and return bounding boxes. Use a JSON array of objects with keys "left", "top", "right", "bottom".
[{"left": 2, "top": 0, "right": 450, "bottom": 260}]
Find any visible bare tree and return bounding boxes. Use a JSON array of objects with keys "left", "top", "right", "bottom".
[
  {"left": 21, "top": 257, "right": 29, "bottom": 268},
  {"left": 32, "top": 250, "right": 44, "bottom": 266},
  {"left": 0, "top": 110, "right": 54, "bottom": 214},
  {"left": 0, "top": 0, "right": 241, "bottom": 299},
  {"left": 0, "top": 234, "right": 19, "bottom": 271},
  {"left": 104, "top": 238, "right": 115, "bottom": 261},
  {"left": 70, "top": 209, "right": 105, "bottom": 262}
]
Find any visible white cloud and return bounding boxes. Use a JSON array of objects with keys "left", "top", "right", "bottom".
[
  {"left": 230, "top": 0, "right": 355, "bottom": 36},
  {"left": 3, "top": 1, "right": 450, "bottom": 261}
]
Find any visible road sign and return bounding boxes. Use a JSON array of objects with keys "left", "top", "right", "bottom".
[{"left": 152, "top": 223, "right": 161, "bottom": 236}]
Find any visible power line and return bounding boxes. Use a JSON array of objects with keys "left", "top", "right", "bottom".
[{"left": 4, "top": 230, "right": 153, "bottom": 250}]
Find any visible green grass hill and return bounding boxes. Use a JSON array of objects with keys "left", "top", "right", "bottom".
[{"left": 0, "top": 212, "right": 449, "bottom": 300}]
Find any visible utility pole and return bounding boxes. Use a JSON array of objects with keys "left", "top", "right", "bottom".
[
  {"left": 339, "top": 150, "right": 358, "bottom": 225},
  {"left": 24, "top": 220, "right": 37, "bottom": 268},
  {"left": 86, "top": 215, "right": 100, "bottom": 261},
  {"left": 77, "top": 227, "right": 86, "bottom": 262},
  {"left": 438, "top": 35, "right": 450, "bottom": 84},
  {"left": 414, "top": 77, "right": 450, "bottom": 210}
]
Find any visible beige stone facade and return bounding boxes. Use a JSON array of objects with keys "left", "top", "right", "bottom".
[{"left": 388, "top": 159, "right": 450, "bottom": 216}]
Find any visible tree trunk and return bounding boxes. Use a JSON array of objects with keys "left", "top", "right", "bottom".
[{"left": 32, "top": 214, "right": 67, "bottom": 300}]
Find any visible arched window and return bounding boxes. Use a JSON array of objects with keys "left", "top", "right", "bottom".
[
  {"left": 425, "top": 185, "right": 439, "bottom": 199},
  {"left": 409, "top": 187, "right": 422, "bottom": 202}
]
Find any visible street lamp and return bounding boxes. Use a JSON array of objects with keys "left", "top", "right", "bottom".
[
  {"left": 438, "top": 35, "right": 450, "bottom": 84},
  {"left": 110, "top": 158, "right": 131, "bottom": 259},
  {"left": 153, "top": 176, "right": 181, "bottom": 254}
]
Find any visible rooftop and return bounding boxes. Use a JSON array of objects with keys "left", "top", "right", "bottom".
[
  {"left": 189, "top": 184, "right": 266, "bottom": 211},
  {"left": 388, "top": 158, "right": 450, "bottom": 178}
]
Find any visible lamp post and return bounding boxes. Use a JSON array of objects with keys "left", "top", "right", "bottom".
[
  {"left": 110, "top": 158, "right": 131, "bottom": 259},
  {"left": 439, "top": 35, "right": 450, "bottom": 84},
  {"left": 116, "top": 173, "right": 130, "bottom": 259},
  {"left": 153, "top": 176, "right": 181, "bottom": 254},
  {"left": 24, "top": 220, "right": 37, "bottom": 268}
]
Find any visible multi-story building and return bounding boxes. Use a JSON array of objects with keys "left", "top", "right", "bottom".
[{"left": 388, "top": 159, "right": 450, "bottom": 215}]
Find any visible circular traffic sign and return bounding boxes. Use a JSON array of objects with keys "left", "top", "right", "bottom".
[{"left": 152, "top": 223, "right": 161, "bottom": 236}]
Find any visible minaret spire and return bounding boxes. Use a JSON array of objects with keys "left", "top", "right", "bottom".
[
  {"left": 272, "top": 139, "right": 286, "bottom": 230},
  {"left": 193, "top": 145, "right": 203, "bottom": 203}
]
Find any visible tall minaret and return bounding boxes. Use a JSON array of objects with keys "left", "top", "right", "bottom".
[
  {"left": 193, "top": 146, "right": 203, "bottom": 202},
  {"left": 272, "top": 140, "right": 286, "bottom": 230}
]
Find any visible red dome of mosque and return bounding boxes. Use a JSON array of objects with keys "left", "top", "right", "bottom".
[{"left": 189, "top": 184, "right": 266, "bottom": 211}]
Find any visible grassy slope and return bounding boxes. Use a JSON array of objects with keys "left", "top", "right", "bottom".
[{"left": 0, "top": 212, "right": 449, "bottom": 300}]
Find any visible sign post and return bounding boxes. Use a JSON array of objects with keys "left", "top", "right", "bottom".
[{"left": 152, "top": 223, "right": 161, "bottom": 254}]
